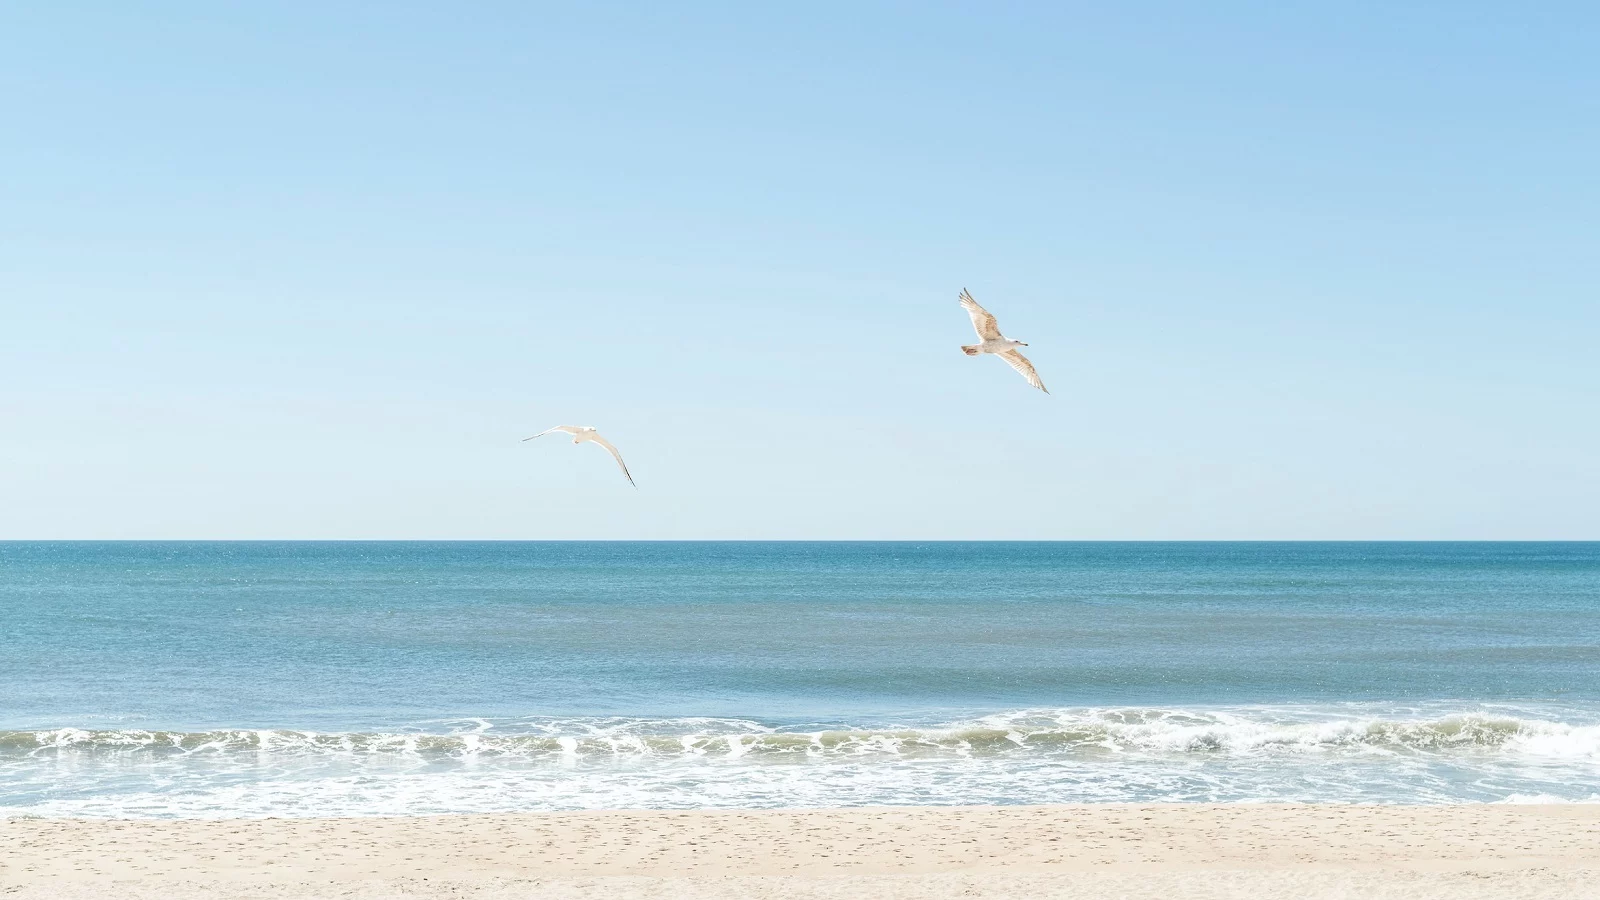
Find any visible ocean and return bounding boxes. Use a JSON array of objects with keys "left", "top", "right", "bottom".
[{"left": 3, "top": 541, "right": 1598, "bottom": 818}]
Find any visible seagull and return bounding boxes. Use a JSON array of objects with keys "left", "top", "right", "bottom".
[
  {"left": 522, "top": 426, "right": 636, "bottom": 487},
  {"left": 957, "top": 288, "right": 1048, "bottom": 393}
]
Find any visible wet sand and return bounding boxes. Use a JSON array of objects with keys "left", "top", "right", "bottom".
[{"left": 4, "top": 804, "right": 1599, "bottom": 898}]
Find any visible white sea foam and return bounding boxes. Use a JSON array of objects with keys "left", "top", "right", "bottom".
[
  {"left": 1497, "top": 793, "right": 1600, "bottom": 804},
  {"left": 5, "top": 706, "right": 1599, "bottom": 818},
  {"left": 5, "top": 708, "right": 1599, "bottom": 760}
]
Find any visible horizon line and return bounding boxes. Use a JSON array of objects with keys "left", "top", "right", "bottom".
[{"left": 4, "top": 539, "right": 1599, "bottom": 544}]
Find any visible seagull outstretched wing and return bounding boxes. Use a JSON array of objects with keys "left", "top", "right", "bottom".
[
  {"left": 523, "top": 425, "right": 587, "bottom": 441},
  {"left": 999, "top": 349, "right": 1048, "bottom": 393},
  {"left": 959, "top": 288, "right": 1002, "bottom": 341},
  {"left": 589, "top": 436, "right": 636, "bottom": 487}
]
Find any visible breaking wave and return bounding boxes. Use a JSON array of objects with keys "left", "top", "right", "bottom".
[
  {"left": 7, "top": 708, "right": 1599, "bottom": 761},
  {"left": 9, "top": 707, "right": 1599, "bottom": 817}
]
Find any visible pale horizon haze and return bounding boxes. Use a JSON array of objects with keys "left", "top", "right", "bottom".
[{"left": 2, "top": 2, "right": 1597, "bottom": 539}]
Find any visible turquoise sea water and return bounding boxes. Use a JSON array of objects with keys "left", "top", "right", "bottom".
[{"left": 3, "top": 542, "right": 1598, "bottom": 817}]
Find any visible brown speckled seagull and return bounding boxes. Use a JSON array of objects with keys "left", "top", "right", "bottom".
[{"left": 957, "top": 288, "right": 1047, "bottom": 393}]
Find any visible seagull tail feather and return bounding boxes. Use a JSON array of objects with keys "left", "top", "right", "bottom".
[{"left": 960, "top": 344, "right": 981, "bottom": 356}]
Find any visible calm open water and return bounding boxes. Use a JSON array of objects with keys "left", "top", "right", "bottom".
[{"left": 2, "top": 541, "right": 1598, "bottom": 817}]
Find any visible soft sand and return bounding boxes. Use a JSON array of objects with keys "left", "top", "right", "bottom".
[{"left": 4, "top": 805, "right": 1599, "bottom": 899}]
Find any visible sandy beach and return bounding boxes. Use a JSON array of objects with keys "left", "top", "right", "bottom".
[{"left": 4, "top": 804, "right": 1598, "bottom": 899}]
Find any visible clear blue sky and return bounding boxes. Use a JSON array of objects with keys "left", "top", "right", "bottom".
[{"left": 2, "top": 2, "right": 1596, "bottom": 539}]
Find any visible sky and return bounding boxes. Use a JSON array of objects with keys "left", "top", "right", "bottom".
[{"left": 2, "top": 2, "right": 1597, "bottom": 539}]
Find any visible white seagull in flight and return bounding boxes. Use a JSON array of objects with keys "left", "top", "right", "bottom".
[
  {"left": 957, "top": 288, "right": 1048, "bottom": 393},
  {"left": 523, "top": 426, "right": 636, "bottom": 487}
]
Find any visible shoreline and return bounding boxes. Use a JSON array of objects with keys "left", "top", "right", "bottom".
[{"left": 5, "top": 804, "right": 1600, "bottom": 898}]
